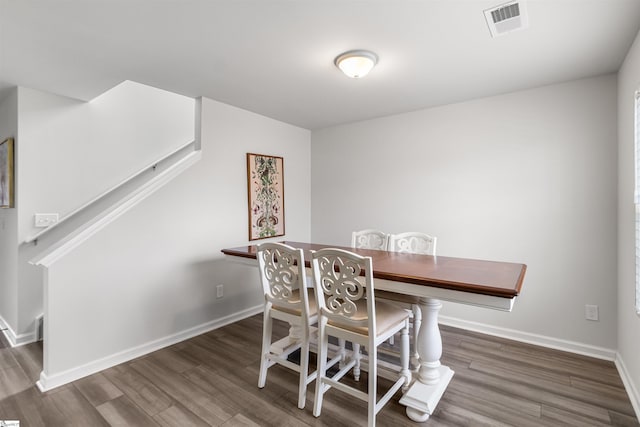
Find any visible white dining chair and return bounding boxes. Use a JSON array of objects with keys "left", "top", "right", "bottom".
[
  {"left": 388, "top": 231, "right": 437, "bottom": 256},
  {"left": 311, "top": 248, "right": 411, "bottom": 427},
  {"left": 257, "top": 242, "right": 317, "bottom": 409},
  {"left": 379, "top": 231, "right": 437, "bottom": 368},
  {"left": 351, "top": 229, "right": 389, "bottom": 251}
]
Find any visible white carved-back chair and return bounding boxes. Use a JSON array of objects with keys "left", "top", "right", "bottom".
[
  {"left": 311, "top": 248, "right": 411, "bottom": 427},
  {"left": 257, "top": 242, "right": 317, "bottom": 409},
  {"left": 378, "top": 232, "right": 437, "bottom": 368},
  {"left": 388, "top": 231, "right": 437, "bottom": 256},
  {"left": 351, "top": 229, "right": 389, "bottom": 251}
]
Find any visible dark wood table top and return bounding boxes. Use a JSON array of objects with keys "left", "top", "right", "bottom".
[{"left": 222, "top": 241, "right": 526, "bottom": 299}]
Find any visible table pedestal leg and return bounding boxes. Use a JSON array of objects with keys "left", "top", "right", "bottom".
[
  {"left": 270, "top": 324, "right": 302, "bottom": 355},
  {"left": 400, "top": 297, "right": 454, "bottom": 422}
]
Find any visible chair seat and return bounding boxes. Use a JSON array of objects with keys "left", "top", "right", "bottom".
[
  {"left": 328, "top": 299, "right": 409, "bottom": 337},
  {"left": 375, "top": 289, "right": 420, "bottom": 305},
  {"left": 272, "top": 289, "right": 318, "bottom": 317}
]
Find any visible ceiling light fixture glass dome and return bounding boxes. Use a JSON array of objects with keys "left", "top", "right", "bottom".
[{"left": 334, "top": 50, "right": 378, "bottom": 78}]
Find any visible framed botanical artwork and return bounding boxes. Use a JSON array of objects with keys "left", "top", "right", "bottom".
[
  {"left": 247, "top": 153, "right": 285, "bottom": 240},
  {"left": 0, "top": 137, "right": 14, "bottom": 209}
]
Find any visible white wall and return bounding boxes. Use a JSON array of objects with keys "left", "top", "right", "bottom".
[
  {"left": 41, "top": 97, "right": 311, "bottom": 383},
  {"left": 17, "top": 81, "right": 195, "bottom": 242},
  {"left": 311, "top": 75, "right": 618, "bottom": 353},
  {"left": 617, "top": 28, "right": 640, "bottom": 414},
  {"left": 12, "top": 81, "right": 196, "bottom": 340},
  {"left": 0, "top": 88, "right": 18, "bottom": 337}
]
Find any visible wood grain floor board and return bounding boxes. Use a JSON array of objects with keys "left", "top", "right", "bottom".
[
  {"left": 609, "top": 410, "right": 640, "bottom": 427},
  {"left": 176, "top": 340, "right": 250, "bottom": 379},
  {"left": 220, "top": 413, "right": 263, "bottom": 427},
  {"left": 185, "top": 364, "right": 312, "bottom": 426},
  {"left": 433, "top": 399, "right": 514, "bottom": 427},
  {"left": 0, "top": 348, "right": 20, "bottom": 370},
  {"left": 447, "top": 334, "right": 622, "bottom": 388},
  {"left": 444, "top": 344, "right": 575, "bottom": 387},
  {"left": 0, "top": 386, "right": 55, "bottom": 427},
  {"left": 201, "top": 330, "right": 264, "bottom": 360},
  {"left": 222, "top": 315, "right": 264, "bottom": 338},
  {"left": 74, "top": 372, "right": 124, "bottom": 407},
  {"left": 101, "top": 364, "right": 174, "bottom": 417},
  {"left": 498, "top": 342, "right": 624, "bottom": 385},
  {"left": 540, "top": 403, "right": 612, "bottom": 427},
  {"left": 144, "top": 345, "right": 201, "bottom": 374},
  {"left": 445, "top": 378, "right": 543, "bottom": 419},
  {"left": 185, "top": 334, "right": 259, "bottom": 369},
  {"left": 468, "top": 359, "right": 636, "bottom": 416},
  {"left": 96, "top": 395, "right": 160, "bottom": 426},
  {"left": 571, "top": 376, "right": 636, "bottom": 402},
  {"left": 268, "top": 387, "right": 369, "bottom": 427},
  {"left": 439, "top": 390, "right": 550, "bottom": 427},
  {"left": 130, "top": 358, "right": 234, "bottom": 425},
  {"left": 0, "top": 365, "right": 33, "bottom": 400},
  {"left": 45, "top": 384, "right": 111, "bottom": 426},
  {"left": 8, "top": 342, "right": 43, "bottom": 383},
  {"left": 152, "top": 403, "right": 211, "bottom": 427},
  {"left": 0, "top": 331, "right": 9, "bottom": 349},
  {"left": 0, "top": 314, "right": 637, "bottom": 426},
  {"left": 455, "top": 360, "right": 615, "bottom": 423}
]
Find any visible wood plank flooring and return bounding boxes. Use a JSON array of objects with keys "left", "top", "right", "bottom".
[
  {"left": 0, "top": 314, "right": 637, "bottom": 426},
  {"left": 0, "top": 330, "right": 9, "bottom": 349}
]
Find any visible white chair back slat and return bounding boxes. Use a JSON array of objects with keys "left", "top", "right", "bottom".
[
  {"left": 351, "top": 229, "right": 389, "bottom": 251},
  {"left": 387, "top": 231, "right": 437, "bottom": 255},
  {"left": 312, "top": 248, "right": 375, "bottom": 336}
]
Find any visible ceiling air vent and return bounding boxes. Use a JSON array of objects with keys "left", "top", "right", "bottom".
[{"left": 484, "top": 1, "right": 529, "bottom": 38}]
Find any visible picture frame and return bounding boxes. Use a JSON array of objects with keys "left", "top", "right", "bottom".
[
  {"left": 0, "top": 138, "right": 14, "bottom": 209},
  {"left": 247, "top": 153, "right": 285, "bottom": 241}
]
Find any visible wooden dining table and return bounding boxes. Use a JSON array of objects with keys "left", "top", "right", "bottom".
[{"left": 222, "top": 241, "right": 526, "bottom": 422}]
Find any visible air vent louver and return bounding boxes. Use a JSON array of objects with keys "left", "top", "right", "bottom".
[
  {"left": 484, "top": 1, "right": 529, "bottom": 38},
  {"left": 491, "top": 3, "right": 520, "bottom": 23}
]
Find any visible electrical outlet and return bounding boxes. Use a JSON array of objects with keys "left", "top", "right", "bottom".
[
  {"left": 34, "top": 213, "right": 59, "bottom": 228},
  {"left": 216, "top": 284, "right": 224, "bottom": 299},
  {"left": 585, "top": 304, "right": 599, "bottom": 321}
]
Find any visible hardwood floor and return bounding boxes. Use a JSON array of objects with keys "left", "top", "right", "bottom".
[
  {"left": 0, "top": 314, "right": 637, "bottom": 426},
  {"left": 0, "top": 329, "right": 9, "bottom": 349}
]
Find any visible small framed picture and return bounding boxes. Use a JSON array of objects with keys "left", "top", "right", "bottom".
[
  {"left": 247, "top": 153, "right": 285, "bottom": 240},
  {"left": 0, "top": 138, "right": 15, "bottom": 208}
]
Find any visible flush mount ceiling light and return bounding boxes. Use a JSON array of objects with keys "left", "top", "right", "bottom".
[{"left": 334, "top": 50, "right": 378, "bottom": 78}]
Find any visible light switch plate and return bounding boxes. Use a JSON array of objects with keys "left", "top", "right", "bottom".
[{"left": 34, "top": 213, "right": 59, "bottom": 228}]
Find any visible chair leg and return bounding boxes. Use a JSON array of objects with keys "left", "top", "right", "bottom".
[
  {"left": 353, "top": 343, "right": 361, "bottom": 381},
  {"left": 298, "top": 336, "right": 310, "bottom": 409},
  {"left": 258, "top": 308, "right": 272, "bottom": 388},
  {"left": 411, "top": 303, "right": 422, "bottom": 370},
  {"left": 313, "top": 322, "right": 328, "bottom": 418},
  {"left": 400, "top": 321, "right": 411, "bottom": 391},
  {"left": 338, "top": 338, "right": 346, "bottom": 368},
  {"left": 367, "top": 345, "right": 377, "bottom": 427}
]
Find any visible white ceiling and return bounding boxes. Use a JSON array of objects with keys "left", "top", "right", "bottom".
[{"left": 1, "top": 0, "right": 639, "bottom": 130}]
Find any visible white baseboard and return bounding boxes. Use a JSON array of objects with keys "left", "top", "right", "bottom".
[
  {"left": 438, "top": 315, "right": 617, "bottom": 361},
  {"left": 615, "top": 354, "right": 640, "bottom": 422},
  {"left": 0, "top": 314, "right": 38, "bottom": 347},
  {"left": 36, "top": 304, "right": 263, "bottom": 392}
]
